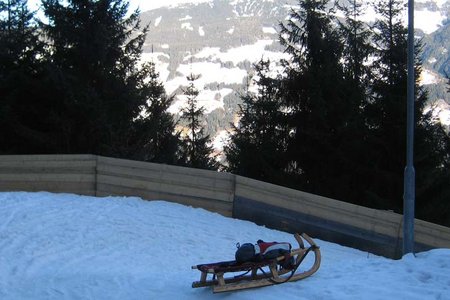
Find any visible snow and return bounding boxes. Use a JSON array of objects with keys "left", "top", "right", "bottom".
[
  {"left": 181, "top": 22, "right": 194, "bottom": 31},
  {"left": 1, "top": 191, "right": 449, "bottom": 300},
  {"left": 192, "top": 40, "right": 290, "bottom": 66},
  {"left": 154, "top": 16, "right": 162, "bottom": 27},
  {"left": 139, "top": 52, "right": 170, "bottom": 83},
  {"left": 179, "top": 15, "right": 193, "bottom": 21},
  {"left": 164, "top": 59, "right": 245, "bottom": 113},
  {"left": 212, "top": 129, "right": 231, "bottom": 152},
  {"left": 167, "top": 62, "right": 247, "bottom": 91},
  {"left": 416, "top": 0, "right": 448, "bottom": 8},
  {"left": 198, "top": 26, "right": 205, "bottom": 36},
  {"left": 262, "top": 26, "right": 277, "bottom": 34},
  {"left": 420, "top": 69, "right": 440, "bottom": 85},
  {"left": 415, "top": 9, "right": 446, "bottom": 34},
  {"left": 128, "top": 0, "right": 213, "bottom": 11},
  {"left": 168, "top": 88, "right": 233, "bottom": 114},
  {"left": 425, "top": 100, "right": 450, "bottom": 126},
  {"left": 334, "top": 0, "right": 447, "bottom": 34},
  {"left": 441, "top": 110, "right": 450, "bottom": 126}
]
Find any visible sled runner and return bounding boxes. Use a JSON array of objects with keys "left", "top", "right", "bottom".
[{"left": 191, "top": 233, "right": 321, "bottom": 293}]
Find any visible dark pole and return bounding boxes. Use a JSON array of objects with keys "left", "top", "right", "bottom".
[{"left": 403, "top": 0, "right": 415, "bottom": 255}]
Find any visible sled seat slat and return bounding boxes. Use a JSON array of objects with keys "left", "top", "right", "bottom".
[{"left": 194, "top": 259, "right": 278, "bottom": 274}]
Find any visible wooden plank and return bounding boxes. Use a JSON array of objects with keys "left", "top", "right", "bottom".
[
  {"left": 0, "top": 181, "right": 96, "bottom": 195},
  {"left": 0, "top": 156, "right": 96, "bottom": 178},
  {"left": 96, "top": 183, "right": 233, "bottom": 217},
  {"left": 96, "top": 163, "right": 233, "bottom": 191},
  {"left": 0, "top": 160, "right": 96, "bottom": 169},
  {"left": 411, "top": 220, "right": 450, "bottom": 248},
  {"left": 96, "top": 174, "right": 233, "bottom": 203},
  {"left": 0, "top": 173, "right": 95, "bottom": 182},
  {"left": 217, "top": 274, "right": 225, "bottom": 287},
  {"left": 0, "top": 154, "right": 96, "bottom": 161},
  {"left": 0, "top": 155, "right": 96, "bottom": 196},
  {"left": 97, "top": 156, "right": 232, "bottom": 180},
  {"left": 213, "top": 278, "right": 275, "bottom": 293}
]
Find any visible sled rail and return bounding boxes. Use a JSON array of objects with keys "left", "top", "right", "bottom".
[{"left": 192, "top": 233, "right": 321, "bottom": 293}]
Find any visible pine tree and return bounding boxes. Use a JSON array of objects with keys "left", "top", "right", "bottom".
[
  {"left": 367, "top": 0, "right": 450, "bottom": 219},
  {"left": 124, "top": 62, "right": 180, "bottom": 164},
  {"left": 279, "top": 0, "right": 359, "bottom": 198},
  {"left": 337, "top": 0, "right": 374, "bottom": 84},
  {"left": 225, "top": 59, "right": 290, "bottom": 185},
  {"left": 0, "top": 0, "right": 53, "bottom": 153},
  {"left": 179, "top": 73, "right": 218, "bottom": 170},
  {"left": 414, "top": 71, "right": 450, "bottom": 225},
  {"left": 333, "top": 0, "right": 378, "bottom": 206},
  {"left": 40, "top": 0, "right": 174, "bottom": 158}
]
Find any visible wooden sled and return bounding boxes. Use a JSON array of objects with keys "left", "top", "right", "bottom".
[{"left": 192, "top": 233, "right": 321, "bottom": 293}]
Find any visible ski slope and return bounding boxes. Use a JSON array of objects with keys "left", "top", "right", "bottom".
[{"left": 0, "top": 192, "right": 449, "bottom": 299}]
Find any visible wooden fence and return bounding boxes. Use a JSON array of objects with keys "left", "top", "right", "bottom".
[
  {"left": 1, "top": 154, "right": 449, "bottom": 258},
  {"left": 95, "top": 156, "right": 235, "bottom": 217}
]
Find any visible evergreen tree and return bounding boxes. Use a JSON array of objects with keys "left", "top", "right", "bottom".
[
  {"left": 123, "top": 62, "right": 180, "bottom": 164},
  {"left": 225, "top": 59, "right": 290, "bottom": 184},
  {"left": 367, "top": 0, "right": 450, "bottom": 220},
  {"left": 279, "top": 0, "right": 361, "bottom": 199},
  {"left": 337, "top": 0, "right": 374, "bottom": 84},
  {"left": 179, "top": 73, "right": 218, "bottom": 170},
  {"left": 40, "top": 0, "right": 179, "bottom": 160},
  {"left": 333, "top": 0, "right": 377, "bottom": 205},
  {"left": 414, "top": 73, "right": 450, "bottom": 225},
  {"left": 0, "top": 0, "right": 53, "bottom": 153},
  {"left": 330, "top": 0, "right": 390, "bottom": 206}
]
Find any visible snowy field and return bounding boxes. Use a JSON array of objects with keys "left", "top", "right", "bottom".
[{"left": 0, "top": 192, "right": 449, "bottom": 300}]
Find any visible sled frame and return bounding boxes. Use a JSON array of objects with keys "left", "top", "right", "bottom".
[{"left": 191, "top": 233, "right": 321, "bottom": 293}]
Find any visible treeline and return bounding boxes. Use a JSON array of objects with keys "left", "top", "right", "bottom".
[
  {"left": 1, "top": 0, "right": 449, "bottom": 226},
  {"left": 225, "top": 0, "right": 450, "bottom": 226},
  {"left": 0, "top": 0, "right": 217, "bottom": 170}
]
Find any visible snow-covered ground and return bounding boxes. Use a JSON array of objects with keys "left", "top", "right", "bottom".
[{"left": 1, "top": 192, "right": 449, "bottom": 300}]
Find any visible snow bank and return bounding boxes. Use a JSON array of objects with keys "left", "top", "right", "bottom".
[{"left": 1, "top": 192, "right": 449, "bottom": 299}]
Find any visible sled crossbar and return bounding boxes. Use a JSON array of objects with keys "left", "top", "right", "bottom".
[{"left": 191, "top": 233, "right": 321, "bottom": 293}]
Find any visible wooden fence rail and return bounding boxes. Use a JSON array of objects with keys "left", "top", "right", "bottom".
[{"left": 1, "top": 154, "right": 449, "bottom": 258}]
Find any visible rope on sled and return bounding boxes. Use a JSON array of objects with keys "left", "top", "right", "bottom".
[{"left": 233, "top": 269, "right": 253, "bottom": 279}]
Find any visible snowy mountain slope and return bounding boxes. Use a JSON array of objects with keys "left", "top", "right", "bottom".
[
  {"left": 139, "top": 0, "right": 450, "bottom": 148},
  {"left": 415, "top": 0, "right": 449, "bottom": 34},
  {"left": 139, "top": 0, "right": 295, "bottom": 145},
  {"left": 1, "top": 191, "right": 449, "bottom": 299}
]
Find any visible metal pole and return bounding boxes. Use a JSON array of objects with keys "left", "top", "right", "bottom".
[{"left": 403, "top": 0, "right": 415, "bottom": 255}]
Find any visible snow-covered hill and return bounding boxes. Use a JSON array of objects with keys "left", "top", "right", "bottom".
[
  {"left": 1, "top": 191, "right": 449, "bottom": 299},
  {"left": 139, "top": 0, "right": 450, "bottom": 149}
]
